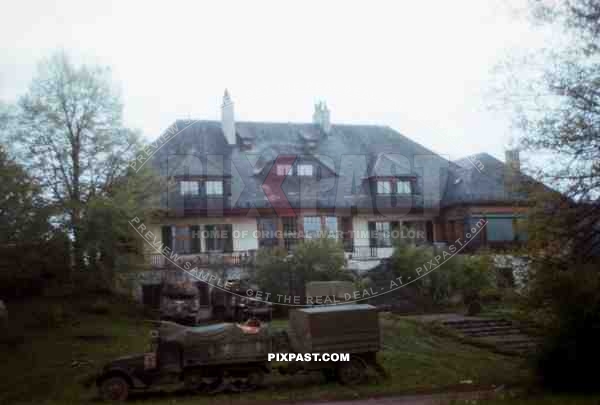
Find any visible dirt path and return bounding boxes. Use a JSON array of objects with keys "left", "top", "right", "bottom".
[{"left": 292, "top": 391, "right": 489, "bottom": 405}]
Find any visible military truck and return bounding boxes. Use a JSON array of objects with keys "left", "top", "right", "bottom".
[
  {"left": 94, "top": 304, "right": 381, "bottom": 401},
  {"left": 211, "top": 281, "right": 272, "bottom": 322}
]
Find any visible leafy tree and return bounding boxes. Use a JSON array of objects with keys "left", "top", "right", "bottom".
[
  {"left": 497, "top": 0, "right": 600, "bottom": 391},
  {"left": 255, "top": 238, "right": 350, "bottom": 304},
  {"left": 0, "top": 144, "right": 70, "bottom": 296},
  {"left": 8, "top": 52, "right": 144, "bottom": 271}
]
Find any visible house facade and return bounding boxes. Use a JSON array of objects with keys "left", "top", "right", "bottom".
[{"left": 139, "top": 91, "right": 529, "bottom": 277}]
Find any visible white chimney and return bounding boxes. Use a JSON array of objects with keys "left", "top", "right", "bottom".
[
  {"left": 312, "top": 101, "right": 331, "bottom": 134},
  {"left": 221, "top": 89, "right": 236, "bottom": 144}
]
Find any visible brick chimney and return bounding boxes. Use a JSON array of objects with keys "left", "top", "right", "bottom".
[
  {"left": 312, "top": 101, "right": 331, "bottom": 134},
  {"left": 505, "top": 149, "right": 520, "bottom": 172},
  {"left": 221, "top": 90, "right": 236, "bottom": 144}
]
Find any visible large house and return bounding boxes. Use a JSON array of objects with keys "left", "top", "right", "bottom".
[{"left": 139, "top": 91, "right": 529, "bottom": 278}]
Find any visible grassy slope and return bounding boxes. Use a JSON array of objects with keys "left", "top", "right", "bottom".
[{"left": 0, "top": 297, "right": 530, "bottom": 405}]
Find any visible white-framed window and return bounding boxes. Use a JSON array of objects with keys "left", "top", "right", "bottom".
[
  {"left": 396, "top": 180, "right": 411, "bottom": 194},
  {"left": 375, "top": 222, "right": 392, "bottom": 247},
  {"left": 276, "top": 164, "right": 292, "bottom": 176},
  {"left": 303, "top": 216, "right": 321, "bottom": 239},
  {"left": 206, "top": 181, "right": 223, "bottom": 196},
  {"left": 180, "top": 181, "right": 199, "bottom": 196},
  {"left": 377, "top": 180, "right": 392, "bottom": 194},
  {"left": 297, "top": 164, "right": 313, "bottom": 176},
  {"left": 324, "top": 216, "right": 338, "bottom": 239}
]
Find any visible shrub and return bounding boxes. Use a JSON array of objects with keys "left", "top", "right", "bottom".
[
  {"left": 255, "top": 238, "right": 350, "bottom": 305},
  {"left": 391, "top": 241, "right": 495, "bottom": 307},
  {"left": 526, "top": 261, "right": 600, "bottom": 391}
]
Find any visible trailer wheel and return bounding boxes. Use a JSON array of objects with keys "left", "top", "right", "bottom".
[
  {"left": 336, "top": 357, "right": 367, "bottom": 385},
  {"left": 99, "top": 376, "right": 129, "bottom": 401}
]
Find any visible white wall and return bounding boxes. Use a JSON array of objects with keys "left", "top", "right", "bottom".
[
  {"left": 353, "top": 217, "right": 370, "bottom": 247},
  {"left": 149, "top": 217, "right": 258, "bottom": 252},
  {"left": 233, "top": 220, "right": 259, "bottom": 251}
]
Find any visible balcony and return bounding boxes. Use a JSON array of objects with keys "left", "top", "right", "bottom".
[
  {"left": 347, "top": 246, "right": 394, "bottom": 260},
  {"left": 146, "top": 250, "right": 256, "bottom": 269}
]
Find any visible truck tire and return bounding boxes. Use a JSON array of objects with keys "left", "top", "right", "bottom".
[
  {"left": 99, "top": 376, "right": 129, "bottom": 401},
  {"left": 336, "top": 357, "right": 367, "bottom": 385}
]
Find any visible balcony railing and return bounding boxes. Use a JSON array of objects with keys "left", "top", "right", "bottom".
[
  {"left": 146, "top": 250, "right": 256, "bottom": 268},
  {"left": 348, "top": 246, "right": 394, "bottom": 260}
]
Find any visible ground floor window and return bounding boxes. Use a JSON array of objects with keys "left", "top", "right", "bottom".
[
  {"left": 368, "top": 221, "right": 393, "bottom": 247},
  {"left": 282, "top": 217, "right": 298, "bottom": 250},
  {"left": 194, "top": 282, "right": 210, "bottom": 306},
  {"left": 204, "top": 224, "right": 233, "bottom": 252},
  {"left": 485, "top": 217, "right": 514, "bottom": 242},
  {"left": 258, "top": 218, "right": 278, "bottom": 248},
  {"left": 324, "top": 216, "right": 338, "bottom": 239}
]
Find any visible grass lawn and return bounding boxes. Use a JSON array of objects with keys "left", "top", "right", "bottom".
[{"left": 0, "top": 296, "right": 532, "bottom": 405}]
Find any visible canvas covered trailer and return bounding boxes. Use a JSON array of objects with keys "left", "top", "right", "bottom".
[{"left": 288, "top": 304, "right": 380, "bottom": 354}]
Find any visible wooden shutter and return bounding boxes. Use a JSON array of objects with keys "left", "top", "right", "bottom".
[
  {"left": 190, "top": 225, "right": 201, "bottom": 253},
  {"left": 161, "top": 226, "right": 172, "bottom": 250}
]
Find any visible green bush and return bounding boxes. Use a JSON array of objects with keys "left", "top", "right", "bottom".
[
  {"left": 255, "top": 238, "right": 350, "bottom": 305},
  {"left": 391, "top": 241, "right": 495, "bottom": 307}
]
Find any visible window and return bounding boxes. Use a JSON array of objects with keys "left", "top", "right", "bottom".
[
  {"left": 276, "top": 164, "right": 292, "bottom": 176},
  {"left": 375, "top": 222, "right": 392, "bottom": 247},
  {"left": 485, "top": 217, "right": 515, "bottom": 242},
  {"left": 282, "top": 217, "right": 298, "bottom": 250},
  {"left": 258, "top": 218, "right": 278, "bottom": 248},
  {"left": 206, "top": 181, "right": 223, "bottom": 196},
  {"left": 174, "top": 226, "right": 190, "bottom": 253},
  {"left": 180, "top": 181, "right": 199, "bottom": 196},
  {"left": 396, "top": 180, "right": 411, "bottom": 194},
  {"left": 377, "top": 180, "right": 392, "bottom": 194},
  {"left": 205, "top": 224, "right": 233, "bottom": 252},
  {"left": 161, "top": 226, "right": 173, "bottom": 250},
  {"left": 324, "top": 217, "right": 338, "bottom": 239},
  {"left": 303, "top": 216, "right": 321, "bottom": 239},
  {"left": 195, "top": 282, "right": 210, "bottom": 306},
  {"left": 297, "top": 164, "right": 313, "bottom": 176}
]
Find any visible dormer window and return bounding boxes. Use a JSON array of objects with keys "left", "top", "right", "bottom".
[
  {"left": 206, "top": 180, "right": 223, "bottom": 196},
  {"left": 180, "top": 181, "right": 199, "bottom": 196},
  {"left": 297, "top": 164, "right": 313, "bottom": 176},
  {"left": 377, "top": 180, "right": 392, "bottom": 194},
  {"left": 396, "top": 180, "right": 411, "bottom": 194},
  {"left": 276, "top": 164, "right": 292, "bottom": 176}
]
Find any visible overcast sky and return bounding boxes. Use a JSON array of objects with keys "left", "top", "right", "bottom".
[{"left": 0, "top": 0, "right": 548, "bottom": 162}]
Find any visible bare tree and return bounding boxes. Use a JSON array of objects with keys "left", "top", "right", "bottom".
[{"left": 11, "top": 52, "right": 140, "bottom": 270}]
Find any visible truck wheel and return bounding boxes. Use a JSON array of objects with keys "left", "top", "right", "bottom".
[
  {"left": 99, "top": 376, "right": 129, "bottom": 401},
  {"left": 337, "top": 357, "right": 367, "bottom": 385}
]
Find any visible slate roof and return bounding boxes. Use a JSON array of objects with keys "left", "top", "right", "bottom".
[
  {"left": 151, "top": 120, "right": 527, "bottom": 211},
  {"left": 445, "top": 153, "right": 529, "bottom": 205}
]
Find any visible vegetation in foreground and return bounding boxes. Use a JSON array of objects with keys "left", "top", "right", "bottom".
[{"left": 0, "top": 295, "right": 530, "bottom": 405}]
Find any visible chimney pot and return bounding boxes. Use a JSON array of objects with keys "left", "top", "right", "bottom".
[{"left": 312, "top": 101, "right": 331, "bottom": 134}]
